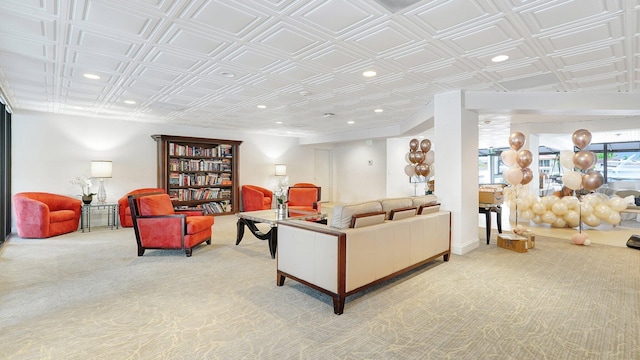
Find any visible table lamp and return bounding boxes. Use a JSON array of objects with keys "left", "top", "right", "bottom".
[
  {"left": 91, "top": 160, "right": 112, "bottom": 204},
  {"left": 275, "top": 164, "right": 287, "bottom": 176}
]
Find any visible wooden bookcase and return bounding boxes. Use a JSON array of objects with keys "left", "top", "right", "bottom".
[{"left": 152, "top": 135, "right": 242, "bottom": 215}]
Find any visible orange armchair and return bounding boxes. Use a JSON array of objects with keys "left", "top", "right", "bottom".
[
  {"left": 128, "top": 193, "right": 214, "bottom": 257},
  {"left": 242, "top": 185, "right": 273, "bottom": 211},
  {"left": 287, "top": 183, "right": 321, "bottom": 212},
  {"left": 118, "top": 188, "right": 166, "bottom": 227},
  {"left": 14, "top": 192, "right": 82, "bottom": 238}
]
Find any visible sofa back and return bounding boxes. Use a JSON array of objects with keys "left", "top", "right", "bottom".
[{"left": 329, "top": 195, "right": 438, "bottom": 229}]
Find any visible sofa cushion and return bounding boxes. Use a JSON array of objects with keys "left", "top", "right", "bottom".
[
  {"left": 50, "top": 210, "right": 77, "bottom": 223},
  {"left": 350, "top": 211, "right": 386, "bottom": 228},
  {"left": 411, "top": 195, "right": 438, "bottom": 208},
  {"left": 380, "top": 197, "right": 413, "bottom": 219},
  {"left": 389, "top": 207, "right": 417, "bottom": 220},
  {"left": 139, "top": 194, "right": 176, "bottom": 216},
  {"left": 418, "top": 203, "right": 441, "bottom": 215},
  {"left": 330, "top": 201, "right": 383, "bottom": 229}
]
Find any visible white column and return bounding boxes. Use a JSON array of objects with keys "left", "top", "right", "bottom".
[{"left": 434, "top": 91, "right": 479, "bottom": 255}]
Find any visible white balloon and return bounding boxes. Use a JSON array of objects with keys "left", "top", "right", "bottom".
[
  {"left": 608, "top": 196, "right": 628, "bottom": 212},
  {"left": 580, "top": 202, "right": 594, "bottom": 217},
  {"left": 531, "top": 215, "right": 543, "bottom": 224},
  {"left": 551, "top": 217, "right": 567, "bottom": 228},
  {"left": 562, "top": 171, "right": 583, "bottom": 190},
  {"left": 532, "top": 201, "right": 546, "bottom": 215},
  {"left": 583, "top": 214, "right": 601, "bottom": 227},
  {"left": 561, "top": 196, "right": 580, "bottom": 210},
  {"left": 541, "top": 211, "right": 558, "bottom": 224},
  {"left": 564, "top": 210, "right": 580, "bottom": 227},
  {"left": 593, "top": 203, "right": 611, "bottom": 219},
  {"left": 551, "top": 201, "right": 569, "bottom": 216},
  {"left": 605, "top": 211, "right": 621, "bottom": 225},
  {"left": 504, "top": 167, "right": 523, "bottom": 186},
  {"left": 501, "top": 149, "right": 517, "bottom": 167},
  {"left": 520, "top": 209, "right": 534, "bottom": 220},
  {"left": 560, "top": 150, "right": 575, "bottom": 170},
  {"left": 541, "top": 195, "right": 559, "bottom": 208},
  {"left": 424, "top": 150, "right": 435, "bottom": 165}
]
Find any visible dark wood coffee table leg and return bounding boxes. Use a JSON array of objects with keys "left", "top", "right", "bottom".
[{"left": 235, "top": 217, "right": 277, "bottom": 259}]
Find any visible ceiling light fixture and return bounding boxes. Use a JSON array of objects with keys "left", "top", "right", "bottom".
[
  {"left": 299, "top": 91, "right": 311, "bottom": 96},
  {"left": 324, "top": 113, "right": 335, "bottom": 118},
  {"left": 491, "top": 55, "right": 509, "bottom": 63},
  {"left": 220, "top": 71, "right": 235, "bottom": 78},
  {"left": 362, "top": 70, "right": 377, "bottom": 77},
  {"left": 257, "top": 104, "right": 266, "bottom": 109},
  {"left": 83, "top": 73, "right": 100, "bottom": 80},
  {"left": 347, "top": 121, "right": 355, "bottom": 124},
  {"left": 374, "top": 108, "right": 383, "bottom": 113},
  {"left": 124, "top": 100, "right": 136, "bottom": 105},
  {"left": 275, "top": 121, "right": 283, "bottom": 124}
]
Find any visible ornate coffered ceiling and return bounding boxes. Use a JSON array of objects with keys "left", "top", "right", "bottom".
[{"left": 0, "top": 0, "right": 639, "bottom": 145}]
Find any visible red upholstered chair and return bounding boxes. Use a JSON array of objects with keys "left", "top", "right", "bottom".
[
  {"left": 128, "top": 193, "right": 214, "bottom": 257},
  {"left": 118, "top": 188, "right": 166, "bottom": 227},
  {"left": 241, "top": 185, "right": 273, "bottom": 211},
  {"left": 287, "top": 183, "right": 321, "bottom": 212},
  {"left": 14, "top": 192, "right": 82, "bottom": 238}
]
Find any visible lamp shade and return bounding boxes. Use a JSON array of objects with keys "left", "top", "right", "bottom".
[
  {"left": 275, "top": 164, "right": 287, "bottom": 176},
  {"left": 91, "top": 160, "right": 112, "bottom": 178}
]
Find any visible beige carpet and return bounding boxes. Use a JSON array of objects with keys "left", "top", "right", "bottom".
[{"left": 1, "top": 215, "right": 639, "bottom": 359}]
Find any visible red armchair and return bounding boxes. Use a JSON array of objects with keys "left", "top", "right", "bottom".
[
  {"left": 241, "top": 185, "right": 273, "bottom": 211},
  {"left": 287, "top": 183, "right": 321, "bottom": 212},
  {"left": 118, "top": 188, "right": 165, "bottom": 227},
  {"left": 128, "top": 193, "right": 214, "bottom": 257},
  {"left": 14, "top": 192, "right": 82, "bottom": 238}
]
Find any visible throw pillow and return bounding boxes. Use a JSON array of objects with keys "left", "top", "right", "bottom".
[
  {"left": 350, "top": 211, "right": 386, "bottom": 228},
  {"left": 389, "top": 207, "right": 417, "bottom": 220}
]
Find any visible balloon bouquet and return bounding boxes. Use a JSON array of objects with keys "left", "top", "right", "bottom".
[
  {"left": 561, "top": 129, "right": 610, "bottom": 245},
  {"left": 404, "top": 138, "right": 435, "bottom": 195},
  {"left": 500, "top": 132, "right": 534, "bottom": 227}
]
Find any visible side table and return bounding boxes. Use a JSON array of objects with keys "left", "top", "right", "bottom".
[
  {"left": 81, "top": 203, "right": 119, "bottom": 232},
  {"left": 479, "top": 203, "right": 502, "bottom": 244}
]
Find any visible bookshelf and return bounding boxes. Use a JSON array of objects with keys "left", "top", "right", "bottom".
[{"left": 152, "top": 135, "right": 241, "bottom": 215}]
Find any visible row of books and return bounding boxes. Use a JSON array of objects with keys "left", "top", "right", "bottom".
[
  {"left": 174, "top": 201, "right": 232, "bottom": 214},
  {"left": 168, "top": 188, "right": 231, "bottom": 201},
  {"left": 168, "top": 158, "right": 231, "bottom": 172},
  {"left": 169, "top": 172, "right": 231, "bottom": 186},
  {"left": 169, "top": 143, "right": 233, "bottom": 158}
]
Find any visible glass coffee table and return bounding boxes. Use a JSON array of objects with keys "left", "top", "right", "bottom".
[{"left": 236, "top": 209, "right": 327, "bottom": 259}]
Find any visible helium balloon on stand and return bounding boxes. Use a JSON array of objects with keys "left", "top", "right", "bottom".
[{"left": 572, "top": 129, "right": 592, "bottom": 149}]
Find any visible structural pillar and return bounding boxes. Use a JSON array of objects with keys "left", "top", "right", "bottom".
[{"left": 434, "top": 90, "right": 479, "bottom": 255}]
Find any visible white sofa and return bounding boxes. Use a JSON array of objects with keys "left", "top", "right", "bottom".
[{"left": 276, "top": 196, "right": 451, "bottom": 315}]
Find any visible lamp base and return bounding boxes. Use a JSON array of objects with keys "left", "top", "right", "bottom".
[{"left": 97, "top": 179, "right": 107, "bottom": 204}]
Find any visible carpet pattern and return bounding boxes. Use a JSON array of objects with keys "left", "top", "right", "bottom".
[{"left": 1, "top": 215, "right": 639, "bottom": 359}]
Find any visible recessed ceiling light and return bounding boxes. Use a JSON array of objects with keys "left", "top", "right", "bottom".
[
  {"left": 83, "top": 73, "right": 100, "bottom": 80},
  {"left": 124, "top": 100, "right": 136, "bottom": 105},
  {"left": 324, "top": 113, "right": 335, "bottom": 118},
  {"left": 299, "top": 91, "right": 311, "bottom": 96},
  {"left": 257, "top": 104, "right": 266, "bottom": 109},
  {"left": 374, "top": 108, "right": 383, "bottom": 113},
  {"left": 220, "top": 72, "right": 235, "bottom": 78},
  {"left": 275, "top": 121, "right": 283, "bottom": 124},
  {"left": 347, "top": 121, "right": 355, "bottom": 125},
  {"left": 363, "top": 70, "right": 377, "bottom": 77},
  {"left": 491, "top": 55, "right": 509, "bottom": 63}
]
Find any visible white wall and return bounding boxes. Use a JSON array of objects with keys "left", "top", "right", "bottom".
[
  {"left": 11, "top": 111, "right": 428, "bottom": 232},
  {"left": 10, "top": 111, "right": 320, "bottom": 230},
  {"left": 333, "top": 139, "right": 387, "bottom": 203}
]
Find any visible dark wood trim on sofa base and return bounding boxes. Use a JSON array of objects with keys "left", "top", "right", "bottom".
[{"left": 277, "top": 250, "right": 450, "bottom": 315}]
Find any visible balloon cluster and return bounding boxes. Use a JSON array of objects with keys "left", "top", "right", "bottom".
[
  {"left": 560, "top": 129, "right": 604, "bottom": 191},
  {"left": 507, "top": 191, "right": 626, "bottom": 229},
  {"left": 500, "top": 132, "right": 534, "bottom": 186},
  {"left": 404, "top": 138, "right": 434, "bottom": 178}
]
